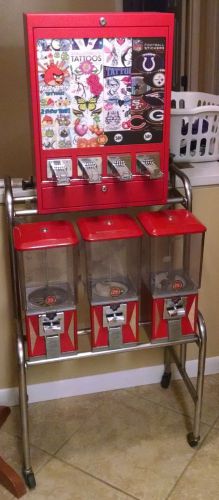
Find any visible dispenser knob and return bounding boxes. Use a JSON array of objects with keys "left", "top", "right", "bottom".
[
  {"left": 108, "top": 156, "right": 132, "bottom": 181},
  {"left": 78, "top": 158, "right": 101, "bottom": 183},
  {"left": 137, "top": 154, "right": 163, "bottom": 179},
  {"left": 48, "top": 159, "right": 72, "bottom": 186}
]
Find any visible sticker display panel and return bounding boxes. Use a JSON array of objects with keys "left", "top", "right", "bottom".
[
  {"left": 25, "top": 12, "right": 174, "bottom": 213},
  {"left": 37, "top": 37, "right": 165, "bottom": 150}
]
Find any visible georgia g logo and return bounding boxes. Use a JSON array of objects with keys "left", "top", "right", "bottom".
[{"left": 148, "top": 109, "right": 164, "bottom": 123}]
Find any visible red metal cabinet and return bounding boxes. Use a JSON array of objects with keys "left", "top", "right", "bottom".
[{"left": 24, "top": 12, "right": 174, "bottom": 213}]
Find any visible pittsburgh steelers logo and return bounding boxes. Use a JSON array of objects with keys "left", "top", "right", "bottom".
[{"left": 153, "top": 72, "right": 165, "bottom": 87}]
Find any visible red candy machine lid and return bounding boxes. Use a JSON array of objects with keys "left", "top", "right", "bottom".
[
  {"left": 77, "top": 214, "right": 143, "bottom": 242},
  {"left": 138, "top": 209, "right": 206, "bottom": 237},
  {"left": 13, "top": 220, "right": 79, "bottom": 250}
]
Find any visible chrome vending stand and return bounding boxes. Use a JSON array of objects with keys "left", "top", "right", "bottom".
[{"left": 4, "top": 162, "right": 207, "bottom": 489}]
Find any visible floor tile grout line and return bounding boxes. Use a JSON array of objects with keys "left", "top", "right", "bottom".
[
  {"left": 56, "top": 457, "right": 140, "bottom": 500},
  {"left": 51, "top": 394, "right": 180, "bottom": 456},
  {"left": 209, "top": 412, "right": 219, "bottom": 429},
  {"left": 5, "top": 396, "right": 214, "bottom": 460},
  {"left": 127, "top": 375, "right": 219, "bottom": 420},
  {"left": 0, "top": 428, "right": 55, "bottom": 463},
  {"left": 122, "top": 394, "right": 214, "bottom": 427},
  {"left": 51, "top": 396, "right": 145, "bottom": 457},
  {"left": 4, "top": 400, "right": 103, "bottom": 457},
  {"left": 31, "top": 451, "right": 54, "bottom": 477},
  {"left": 49, "top": 400, "right": 108, "bottom": 457},
  {"left": 50, "top": 396, "right": 204, "bottom": 459},
  {"left": 6, "top": 387, "right": 219, "bottom": 440},
  {"left": 5, "top": 384, "right": 219, "bottom": 494},
  {"left": 22, "top": 407, "right": 219, "bottom": 493},
  {"left": 22, "top": 417, "right": 219, "bottom": 499},
  {"left": 15, "top": 438, "right": 55, "bottom": 478},
  {"left": 130, "top": 381, "right": 219, "bottom": 425},
  {"left": 164, "top": 418, "right": 216, "bottom": 500},
  {"left": 165, "top": 381, "right": 219, "bottom": 498}
]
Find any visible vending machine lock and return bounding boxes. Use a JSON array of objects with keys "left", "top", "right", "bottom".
[
  {"left": 103, "top": 304, "right": 127, "bottom": 349},
  {"left": 48, "top": 160, "right": 71, "bottom": 186},
  {"left": 39, "top": 312, "right": 65, "bottom": 337},
  {"left": 78, "top": 158, "right": 101, "bottom": 183},
  {"left": 163, "top": 298, "right": 186, "bottom": 340},
  {"left": 136, "top": 155, "right": 163, "bottom": 179},
  {"left": 163, "top": 298, "right": 186, "bottom": 319},
  {"left": 38, "top": 311, "right": 65, "bottom": 358},
  {"left": 108, "top": 156, "right": 132, "bottom": 181},
  {"left": 103, "top": 304, "right": 127, "bottom": 327}
]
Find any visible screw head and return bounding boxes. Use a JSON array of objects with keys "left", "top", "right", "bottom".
[
  {"left": 99, "top": 16, "right": 107, "bottom": 26},
  {"left": 101, "top": 185, "right": 108, "bottom": 192}
]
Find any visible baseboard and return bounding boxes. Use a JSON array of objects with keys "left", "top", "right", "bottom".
[{"left": 1, "top": 356, "right": 219, "bottom": 406}]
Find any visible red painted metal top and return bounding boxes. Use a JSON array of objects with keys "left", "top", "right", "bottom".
[
  {"left": 138, "top": 209, "right": 206, "bottom": 237},
  {"left": 24, "top": 11, "right": 174, "bottom": 28},
  {"left": 77, "top": 214, "right": 143, "bottom": 241},
  {"left": 13, "top": 221, "right": 79, "bottom": 250}
]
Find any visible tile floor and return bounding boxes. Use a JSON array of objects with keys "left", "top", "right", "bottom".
[{"left": 1, "top": 373, "right": 219, "bottom": 499}]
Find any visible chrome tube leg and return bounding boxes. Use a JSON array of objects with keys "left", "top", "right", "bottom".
[
  {"left": 5, "top": 177, "right": 36, "bottom": 488},
  {"left": 169, "top": 157, "right": 176, "bottom": 190},
  {"left": 17, "top": 334, "right": 36, "bottom": 488},
  {"left": 161, "top": 347, "right": 172, "bottom": 389},
  {"left": 164, "top": 346, "right": 172, "bottom": 373},
  {"left": 180, "top": 344, "right": 187, "bottom": 371},
  {"left": 187, "top": 311, "right": 207, "bottom": 447},
  {"left": 17, "top": 336, "right": 34, "bottom": 482},
  {"left": 169, "top": 161, "right": 193, "bottom": 211}
]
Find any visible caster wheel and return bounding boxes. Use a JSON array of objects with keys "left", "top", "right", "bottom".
[
  {"left": 161, "top": 371, "right": 171, "bottom": 389},
  {"left": 187, "top": 432, "right": 200, "bottom": 448},
  {"left": 23, "top": 470, "right": 36, "bottom": 489}
]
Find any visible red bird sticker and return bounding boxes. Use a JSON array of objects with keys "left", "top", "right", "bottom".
[{"left": 39, "top": 61, "right": 69, "bottom": 86}]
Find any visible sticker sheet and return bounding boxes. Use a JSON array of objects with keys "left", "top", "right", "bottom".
[
  {"left": 103, "top": 38, "right": 132, "bottom": 133},
  {"left": 36, "top": 37, "right": 165, "bottom": 149}
]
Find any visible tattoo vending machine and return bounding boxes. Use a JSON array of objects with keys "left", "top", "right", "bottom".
[
  {"left": 138, "top": 209, "right": 206, "bottom": 342},
  {"left": 13, "top": 221, "right": 79, "bottom": 359},
  {"left": 24, "top": 12, "right": 174, "bottom": 213},
  {"left": 77, "top": 214, "right": 143, "bottom": 350}
]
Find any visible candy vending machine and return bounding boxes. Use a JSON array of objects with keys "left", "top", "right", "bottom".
[
  {"left": 77, "top": 214, "right": 143, "bottom": 350},
  {"left": 138, "top": 209, "right": 206, "bottom": 342},
  {"left": 13, "top": 221, "right": 79, "bottom": 359},
  {"left": 3, "top": 10, "right": 210, "bottom": 493}
]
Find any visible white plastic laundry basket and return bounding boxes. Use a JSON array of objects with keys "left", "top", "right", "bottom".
[{"left": 170, "top": 92, "right": 219, "bottom": 162}]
